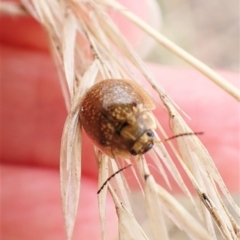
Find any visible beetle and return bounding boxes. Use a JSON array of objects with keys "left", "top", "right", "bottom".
[{"left": 80, "top": 79, "right": 157, "bottom": 158}]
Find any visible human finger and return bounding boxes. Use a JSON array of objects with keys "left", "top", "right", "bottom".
[{"left": 2, "top": 164, "right": 117, "bottom": 240}]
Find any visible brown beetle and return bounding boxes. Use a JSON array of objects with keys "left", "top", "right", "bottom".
[{"left": 80, "top": 79, "right": 156, "bottom": 158}]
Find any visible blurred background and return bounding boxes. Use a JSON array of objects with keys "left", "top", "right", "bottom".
[{"left": 147, "top": 0, "right": 239, "bottom": 72}]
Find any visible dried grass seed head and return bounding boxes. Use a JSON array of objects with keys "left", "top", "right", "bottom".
[{"left": 80, "top": 79, "right": 157, "bottom": 158}]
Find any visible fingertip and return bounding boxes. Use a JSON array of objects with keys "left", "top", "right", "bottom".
[{"left": 2, "top": 165, "right": 118, "bottom": 240}]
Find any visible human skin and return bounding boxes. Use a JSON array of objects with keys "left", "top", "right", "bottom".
[{"left": 1, "top": 1, "right": 239, "bottom": 239}]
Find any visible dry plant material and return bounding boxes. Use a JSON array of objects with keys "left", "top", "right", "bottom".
[{"left": 1, "top": 1, "right": 239, "bottom": 240}]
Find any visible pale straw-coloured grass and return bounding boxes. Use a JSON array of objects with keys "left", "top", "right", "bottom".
[{"left": 1, "top": 1, "right": 239, "bottom": 240}]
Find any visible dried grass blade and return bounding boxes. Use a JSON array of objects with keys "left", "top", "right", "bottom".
[
  {"left": 73, "top": 8, "right": 123, "bottom": 79},
  {"left": 97, "top": 154, "right": 109, "bottom": 240},
  {"left": 60, "top": 116, "right": 81, "bottom": 240},
  {"left": 60, "top": 60, "right": 99, "bottom": 240},
  {"left": 71, "top": 59, "right": 99, "bottom": 111},
  {"left": 125, "top": 159, "right": 144, "bottom": 194},
  {"left": 199, "top": 193, "right": 234, "bottom": 240},
  {"left": 148, "top": 149, "right": 171, "bottom": 190},
  {"left": 201, "top": 206, "right": 217, "bottom": 239},
  {"left": 138, "top": 159, "right": 169, "bottom": 240},
  {"left": 171, "top": 114, "right": 240, "bottom": 216},
  {"left": 109, "top": 159, "right": 132, "bottom": 211},
  {"left": 189, "top": 154, "right": 217, "bottom": 238},
  {"left": 31, "top": 1, "right": 56, "bottom": 29},
  {"left": 28, "top": 1, "right": 72, "bottom": 109},
  {"left": 218, "top": 196, "right": 240, "bottom": 237},
  {"left": 153, "top": 143, "right": 197, "bottom": 209},
  {"left": 20, "top": 0, "right": 38, "bottom": 19},
  {"left": 204, "top": 181, "right": 238, "bottom": 238},
  {"left": 108, "top": 185, "right": 149, "bottom": 240},
  {"left": 136, "top": 157, "right": 212, "bottom": 240},
  {"left": 0, "top": 2, "right": 27, "bottom": 15},
  {"left": 168, "top": 114, "right": 239, "bottom": 238},
  {"left": 155, "top": 184, "right": 212, "bottom": 240},
  {"left": 62, "top": 8, "right": 77, "bottom": 96},
  {"left": 213, "top": 175, "right": 240, "bottom": 217}
]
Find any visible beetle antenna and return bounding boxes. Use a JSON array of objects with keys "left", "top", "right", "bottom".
[
  {"left": 153, "top": 131, "right": 203, "bottom": 145},
  {"left": 164, "top": 131, "right": 204, "bottom": 141},
  {"left": 97, "top": 164, "right": 132, "bottom": 194}
]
